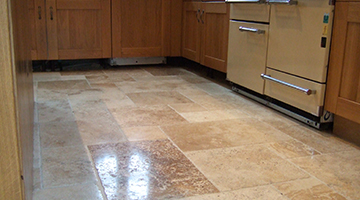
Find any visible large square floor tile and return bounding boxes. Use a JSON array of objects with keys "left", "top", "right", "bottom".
[
  {"left": 88, "top": 140, "right": 219, "bottom": 199},
  {"left": 186, "top": 145, "right": 309, "bottom": 191}
]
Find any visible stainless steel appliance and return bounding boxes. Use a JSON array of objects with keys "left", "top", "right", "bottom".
[{"left": 226, "top": 0, "right": 334, "bottom": 128}]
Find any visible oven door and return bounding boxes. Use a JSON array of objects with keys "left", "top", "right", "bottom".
[
  {"left": 227, "top": 20, "right": 269, "bottom": 94},
  {"left": 263, "top": 68, "right": 326, "bottom": 116},
  {"left": 266, "top": 0, "right": 334, "bottom": 82}
]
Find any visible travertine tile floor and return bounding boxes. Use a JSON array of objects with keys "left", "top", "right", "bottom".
[{"left": 32, "top": 65, "right": 360, "bottom": 200}]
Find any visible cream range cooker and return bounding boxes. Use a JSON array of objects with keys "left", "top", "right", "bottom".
[{"left": 226, "top": 0, "right": 334, "bottom": 129}]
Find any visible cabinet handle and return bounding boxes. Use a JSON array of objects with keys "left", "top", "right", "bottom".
[
  {"left": 50, "top": 6, "right": 54, "bottom": 20},
  {"left": 200, "top": 9, "right": 204, "bottom": 24},
  {"left": 196, "top": 9, "right": 200, "bottom": 22},
  {"left": 266, "top": 0, "right": 298, "bottom": 5},
  {"left": 239, "top": 26, "right": 265, "bottom": 34},
  {"left": 261, "top": 74, "right": 316, "bottom": 95},
  {"left": 38, "top": 6, "right": 42, "bottom": 20}
]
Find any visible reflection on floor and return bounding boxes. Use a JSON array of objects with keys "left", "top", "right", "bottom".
[{"left": 32, "top": 64, "right": 360, "bottom": 200}]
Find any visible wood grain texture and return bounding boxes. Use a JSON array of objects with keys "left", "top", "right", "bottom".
[
  {"left": 325, "top": 2, "right": 360, "bottom": 124},
  {"left": 46, "top": 0, "right": 110, "bottom": 60},
  {"left": 1, "top": 0, "right": 34, "bottom": 199},
  {"left": 112, "top": 0, "right": 169, "bottom": 58},
  {"left": 170, "top": 0, "right": 183, "bottom": 56},
  {"left": 325, "top": 2, "right": 348, "bottom": 113},
  {"left": 333, "top": 115, "right": 360, "bottom": 147},
  {"left": 182, "top": 2, "right": 202, "bottom": 62},
  {"left": 28, "top": 0, "right": 47, "bottom": 60},
  {"left": 201, "top": 2, "right": 229, "bottom": 73}
]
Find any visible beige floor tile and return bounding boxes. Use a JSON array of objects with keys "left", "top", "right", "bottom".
[
  {"left": 86, "top": 74, "right": 135, "bottom": 84},
  {"left": 88, "top": 140, "right": 219, "bottom": 199},
  {"left": 177, "top": 87, "right": 211, "bottom": 97},
  {"left": 36, "top": 89, "right": 69, "bottom": 101},
  {"left": 179, "top": 73, "right": 211, "bottom": 84},
  {"left": 42, "top": 145, "right": 96, "bottom": 188},
  {"left": 110, "top": 105, "right": 188, "bottom": 128},
  {"left": 186, "top": 145, "right": 309, "bottom": 191},
  {"left": 122, "top": 126, "right": 168, "bottom": 141},
  {"left": 273, "top": 177, "right": 347, "bottom": 200},
  {"left": 37, "top": 80, "right": 91, "bottom": 93},
  {"left": 195, "top": 82, "right": 231, "bottom": 95},
  {"left": 187, "top": 94, "right": 236, "bottom": 111},
  {"left": 180, "top": 110, "right": 239, "bottom": 123},
  {"left": 115, "top": 79, "right": 192, "bottom": 93},
  {"left": 39, "top": 121, "right": 83, "bottom": 148},
  {"left": 162, "top": 119, "right": 291, "bottom": 152},
  {"left": 60, "top": 70, "right": 105, "bottom": 76},
  {"left": 33, "top": 183, "right": 103, "bottom": 200},
  {"left": 127, "top": 91, "right": 193, "bottom": 106},
  {"left": 76, "top": 116, "right": 127, "bottom": 145},
  {"left": 180, "top": 185, "right": 287, "bottom": 200},
  {"left": 38, "top": 100, "right": 75, "bottom": 123},
  {"left": 143, "top": 66, "right": 186, "bottom": 76},
  {"left": 268, "top": 139, "right": 321, "bottom": 159},
  {"left": 290, "top": 150, "right": 360, "bottom": 200},
  {"left": 277, "top": 125, "right": 357, "bottom": 154},
  {"left": 169, "top": 103, "right": 207, "bottom": 113}
]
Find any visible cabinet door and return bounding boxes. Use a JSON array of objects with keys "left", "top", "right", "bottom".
[
  {"left": 46, "top": 0, "right": 111, "bottom": 60},
  {"left": 112, "top": 0, "right": 171, "bottom": 58},
  {"left": 325, "top": 2, "right": 360, "bottom": 124},
  {"left": 182, "top": 2, "right": 202, "bottom": 62},
  {"left": 28, "top": 0, "right": 47, "bottom": 60},
  {"left": 201, "top": 3, "right": 229, "bottom": 73}
]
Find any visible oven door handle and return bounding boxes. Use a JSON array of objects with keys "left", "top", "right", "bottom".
[
  {"left": 266, "top": 0, "right": 298, "bottom": 5},
  {"left": 226, "top": 0, "right": 266, "bottom": 3},
  {"left": 261, "top": 74, "right": 316, "bottom": 95},
  {"left": 239, "top": 26, "right": 265, "bottom": 34}
]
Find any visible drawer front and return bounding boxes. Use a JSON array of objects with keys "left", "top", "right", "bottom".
[
  {"left": 230, "top": 3, "right": 270, "bottom": 22},
  {"left": 264, "top": 68, "right": 326, "bottom": 116},
  {"left": 227, "top": 21, "right": 269, "bottom": 94}
]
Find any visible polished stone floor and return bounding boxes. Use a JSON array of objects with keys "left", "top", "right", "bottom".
[{"left": 32, "top": 65, "right": 360, "bottom": 200}]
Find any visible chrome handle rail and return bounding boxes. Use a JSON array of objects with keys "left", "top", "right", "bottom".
[
  {"left": 225, "top": 0, "right": 266, "bottom": 3},
  {"left": 261, "top": 74, "right": 316, "bottom": 95},
  {"left": 266, "top": 0, "right": 298, "bottom": 5},
  {"left": 239, "top": 26, "right": 265, "bottom": 34}
]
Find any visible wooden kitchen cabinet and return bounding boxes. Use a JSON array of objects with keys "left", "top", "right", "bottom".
[
  {"left": 112, "top": 0, "right": 173, "bottom": 58},
  {"left": 28, "top": 0, "right": 111, "bottom": 60},
  {"left": 325, "top": 1, "right": 360, "bottom": 124},
  {"left": 182, "top": 2, "right": 229, "bottom": 73}
]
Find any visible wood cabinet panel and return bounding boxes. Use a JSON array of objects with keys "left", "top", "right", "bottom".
[
  {"left": 182, "top": 2, "right": 229, "bottom": 73},
  {"left": 182, "top": 2, "right": 202, "bottom": 62},
  {"left": 112, "top": 0, "right": 171, "bottom": 58},
  {"left": 325, "top": 1, "right": 360, "bottom": 124},
  {"left": 28, "top": 0, "right": 47, "bottom": 60},
  {"left": 201, "top": 3, "right": 229, "bottom": 72},
  {"left": 48, "top": 0, "right": 111, "bottom": 60}
]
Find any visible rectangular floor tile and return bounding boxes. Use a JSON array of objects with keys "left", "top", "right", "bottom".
[
  {"left": 88, "top": 140, "right": 219, "bottom": 199},
  {"left": 127, "top": 91, "right": 193, "bottom": 106},
  {"left": 122, "top": 126, "right": 168, "bottom": 141},
  {"left": 273, "top": 177, "right": 347, "bottom": 200},
  {"left": 290, "top": 150, "right": 360, "bottom": 200},
  {"left": 39, "top": 121, "right": 83, "bottom": 148},
  {"left": 33, "top": 183, "right": 103, "bottom": 200},
  {"left": 110, "top": 105, "right": 188, "bottom": 128},
  {"left": 186, "top": 145, "right": 309, "bottom": 191},
  {"left": 162, "top": 119, "right": 290, "bottom": 152},
  {"left": 180, "top": 185, "right": 287, "bottom": 200},
  {"left": 267, "top": 139, "right": 321, "bottom": 159},
  {"left": 42, "top": 145, "right": 97, "bottom": 188},
  {"left": 38, "top": 100, "right": 75, "bottom": 123}
]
